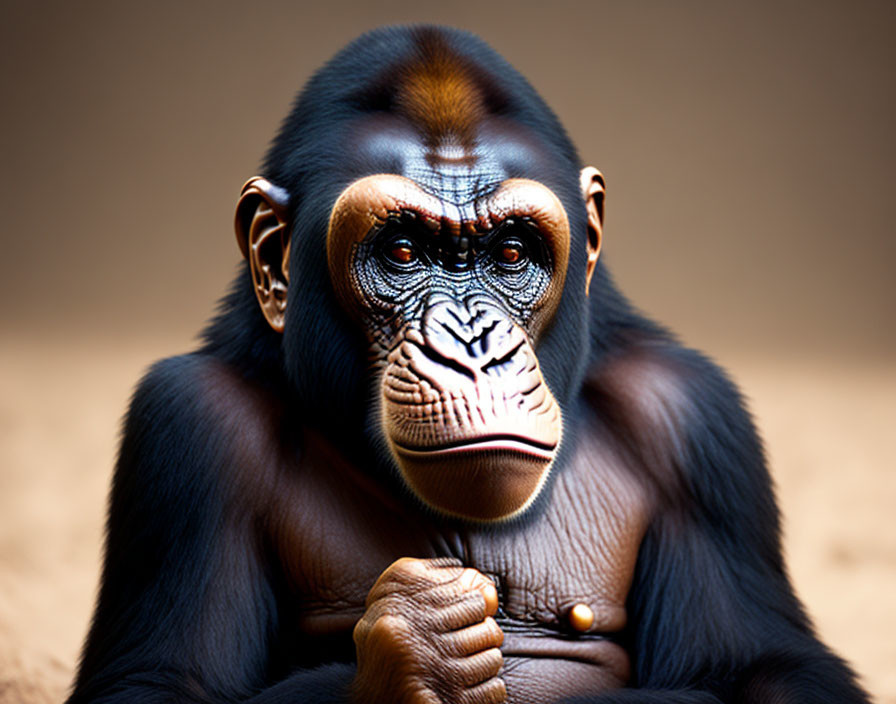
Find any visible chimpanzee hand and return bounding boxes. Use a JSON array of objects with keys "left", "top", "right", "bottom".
[{"left": 352, "top": 557, "right": 506, "bottom": 704}]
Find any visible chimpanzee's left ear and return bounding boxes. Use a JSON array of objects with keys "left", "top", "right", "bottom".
[
  {"left": 234, "top": 177, "right": 291, "bottom": 333},
  {"left": 579, "top": 166, "right": 605, "bottom": 296}
]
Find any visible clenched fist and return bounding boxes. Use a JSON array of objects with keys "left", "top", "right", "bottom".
[{"left": 351, "top": 557, "right": 506, "bottom": 704}]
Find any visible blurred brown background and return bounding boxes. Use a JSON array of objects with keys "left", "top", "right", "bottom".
[{"left": 1, "top": 1, "right": 893, "bottom": 702}]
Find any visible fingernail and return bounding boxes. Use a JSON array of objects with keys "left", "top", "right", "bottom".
[{"left": 482, "top": 584, "right": 499, "bottom": 615}]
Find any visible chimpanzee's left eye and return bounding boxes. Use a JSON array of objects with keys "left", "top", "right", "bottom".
[{"left": 492, "top": 237, "right": 528, "bottom": 268}]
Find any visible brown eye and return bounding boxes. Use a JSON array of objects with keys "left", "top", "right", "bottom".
[
  {"left": 494, "top": 238, "right": 527, "bottom": 267},
  {"left": 384, "top": 238, "right": 417, "bottom": 265},
  {"left": 500, "top": 245, "right": 521, "bottom": 264}
]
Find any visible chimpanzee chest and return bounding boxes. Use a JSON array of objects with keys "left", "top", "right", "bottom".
[{"left": 271, "top": 427, "right": 649, "bottom": 700}]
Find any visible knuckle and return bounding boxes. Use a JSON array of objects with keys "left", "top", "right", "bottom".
[
  {"left": 367, "top": 613, "right": 411, "bottom": 650},
  {"left": 457, "top": 567, "right": 490, "bottom": 592},
  {"left": 456, "top": 592, "right": 488, "bottom": 623},
  {"left": 352, "top": 616, "right": 371, "bottom": 646},
  {"left": 446, "top": 621, "right": 493, "bottom": 654},
  {"left": 393, "top": 556, "right": 426, "bottom": 574},
  {"left": 379, "top": 557, "right": 422, "bottom": 587},
  {"left": 480, "top": 647, "right": 504, "bottom": 676},
  {"left": 432, "top": 596, "right": 481, "bottom": 633},
  {"left": 484, "top": 617, "right": 504, "bottom": 647},
  {"left": 448, "top": 647, "right": 504, "bottom": 688},
  {"left": 459, "top": 677, "right": 507, "bottom": 704},
  {"left": 407, "top": 687, "right": 441, "bottom": 704},
  {"left": 486, "top": 678, "right": 508, "bottom": 704},
  {"left": 368, "top": 558, "right": 427, "bottom": 604},
  {"left": 372, "top": 557, "right": 454, "bottom": 599}
]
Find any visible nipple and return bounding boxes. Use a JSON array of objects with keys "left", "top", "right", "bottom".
[{"left": 568, "top": 603, "right": 595, "bottom": 632}]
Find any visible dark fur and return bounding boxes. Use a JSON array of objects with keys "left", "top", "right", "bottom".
[{"left": 67, "top": 26, "right": 868, "bottom": 704}]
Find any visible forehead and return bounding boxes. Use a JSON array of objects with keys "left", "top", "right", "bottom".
[{"left": 347, "top": 114, "right": 559, "bottom": 210}]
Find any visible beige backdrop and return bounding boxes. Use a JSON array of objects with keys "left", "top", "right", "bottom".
[{"left": 1, "top": 1, "right": 894, "bottom": 702}]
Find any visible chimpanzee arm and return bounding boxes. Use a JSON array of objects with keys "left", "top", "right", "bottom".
[
  {"left": 577, "top": 348, "right": 869, "bottom": 704},
  {"left": 66, "top": 355, "right": 354, "bottom": 704}
]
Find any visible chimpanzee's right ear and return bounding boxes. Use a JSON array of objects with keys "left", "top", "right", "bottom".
[{"left": 234, "top": 177, "right": 291, "bottom": 333}]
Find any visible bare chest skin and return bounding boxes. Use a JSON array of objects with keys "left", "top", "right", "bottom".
[{"left": 266, "top": 407, "right": 650, "bottom": 701}]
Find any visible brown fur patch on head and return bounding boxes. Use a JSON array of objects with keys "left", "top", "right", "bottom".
[{"left": 396, "top": 28, "right": 486, "bottom": 151}]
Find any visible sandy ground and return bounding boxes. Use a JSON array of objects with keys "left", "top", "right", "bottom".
[{"left": 0, "top": 335, "right": 893, "bottom": 703}]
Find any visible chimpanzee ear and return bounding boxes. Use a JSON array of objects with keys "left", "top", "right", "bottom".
[
  {"left": 235, "top": 177, "right": 291, "bottom": 333},
  {"left": 579, "top": 166, "right": 605, "bottom": 296}
]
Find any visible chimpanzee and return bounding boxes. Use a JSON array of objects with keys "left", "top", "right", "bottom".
[{"left": 67, "top": 25, "right": 869, "bottom": 704}]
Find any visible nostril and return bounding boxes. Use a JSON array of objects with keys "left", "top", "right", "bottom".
[
  {"left": 413, "top": 341, "right": 476, "bottom": 382},
  {"left": 478, "top": 334, "right": 490, "bottom": 357}
]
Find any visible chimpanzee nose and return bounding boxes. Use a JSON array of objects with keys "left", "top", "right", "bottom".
[{"left": 421, "top": 298, "right": 524, "bottom": 376}]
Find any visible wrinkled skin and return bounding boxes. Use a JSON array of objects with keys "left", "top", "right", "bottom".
[
  {"left": 65, "top": 25, "right": 870, "bottom": 704},
  {"left": 352, "top": 558, "right": 504, "bottom": 704},
  {"left": 323, "top": 117, "right": 621, "bottom": 698},
  {"left": 326, "top": 170, "right": 573, "bottom": 521}
]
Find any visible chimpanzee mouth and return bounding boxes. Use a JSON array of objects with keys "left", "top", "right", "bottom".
[{"left": 394, "top": 434, "right": 557, "bottom": 460}]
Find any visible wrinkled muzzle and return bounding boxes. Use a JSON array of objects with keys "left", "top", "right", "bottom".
[{"left": 382, "top": 298, "right": 562, "bottom": 521}]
